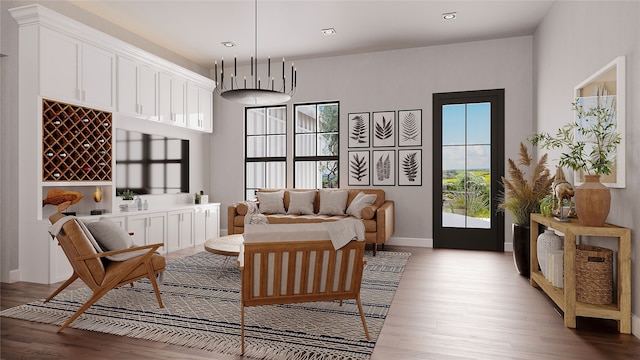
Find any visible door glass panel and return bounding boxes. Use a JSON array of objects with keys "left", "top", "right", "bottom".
[{"left": 442, "top": 102, "right": 491, "bottom": 229}]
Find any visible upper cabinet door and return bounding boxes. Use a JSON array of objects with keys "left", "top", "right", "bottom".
[
  {"left": 82, "top": 43, "right": 115, "bottom": 110},
  {"left": 172, "top": 77, "right": 187, "bottom": 127},
  {"left": 158, "top": 72, "right": 172, "bottom": 123},
  {"left": 117, "top": 55, "right": 138, "bottom": 115},
  {"left": 139, "top": 64, "right": 158, "bottom": 119},
  {"left": 40, "top": 28, "right": 80, "bottom": 103}
]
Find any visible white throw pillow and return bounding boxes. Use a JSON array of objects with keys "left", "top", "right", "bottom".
[
  {"left": 287, "top": 191, "right": 316, "bottom": 215},
  {"left": 346, "top": 192, "right": 377, "bottom": 219},
  {"left": 256, "top": 190, "right": 286, "bottom": 214},
  {"left": 84, "top": 217, "right": 133, "bottom": 252},
  {"left": 318, "top": 189, "right": 348, "bottom": 215}
]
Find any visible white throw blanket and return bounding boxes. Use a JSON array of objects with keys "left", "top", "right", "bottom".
[
  {"left": 324, "top": 219, "right": 365, "bottom": 250},
  {"left": 241, "top": 201, "right": 269, "bottom": 225}
]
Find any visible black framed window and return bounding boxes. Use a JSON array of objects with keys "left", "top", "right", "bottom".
[
  {"left": 293, "top": 102, "right": 339, "bottom": 188},
  {"left": 245, "top": 106, "right": 287, "bottom": 199}
]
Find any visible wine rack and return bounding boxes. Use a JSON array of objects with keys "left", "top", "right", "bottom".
[{"left": 42, "top": 99, "right": 112, "bottom": 181}]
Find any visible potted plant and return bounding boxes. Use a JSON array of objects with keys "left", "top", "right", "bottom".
[
  {"left": 529, "top": 99, "right": 621, "bottom": 226},
  {"left": 118, "top": 189, "right": 136, "bottom": 212},
  {"left": 498, "top": 142, "right": 554, "bottom": 277},
  {"left": 119, "top": 189, "right": 136, "bottom": 201}
]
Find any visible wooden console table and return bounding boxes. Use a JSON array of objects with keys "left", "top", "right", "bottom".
[{"left": 530, "top": 213, "right": 631, "bottom": 333}]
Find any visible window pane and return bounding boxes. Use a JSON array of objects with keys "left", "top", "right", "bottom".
[
  {"left": 317, "top": 133, "right": 338, "bottom": 156},
  {"left": 150, "top": 164, "right": 164, "bottom": 187},
  {"left": 150, "top": 138, "right": 165, "bottom": 160},
  {"left": 166, "top": 139, "right": 181, "bottom": 158},
  {"left": 295, "top": 133, "right": 316, "bottom": 156},
  {"left": 318, "top": 103, "right": 338, "bottom": 132},
  {"left": 467, "top": 102, "right": 491, "bottom": 145},
  {"left": 266, "top": 162, "right": 286, "bottom": 188},
  {"left": 246, "top": 162, "right": 265, "bottom": 189},
  {"left": 267, "top": 107, "right": 286, "bottom": 134},
  {"left": 247, "top": 108, "right": 265, "bottom": 135},
  {"left": 319, "top": 161, "right": 339, "bottom": 188},
  {"left": 247, "top": 136, "right": 265, "bottom": 157},
  {"left": 267, "top": 135, "right": 286, "bottom": 157},
  {"left": 295, "top": 105, "right": 316, "bottom": 133},
  {"left": 442, "top": 104, "right": 465, "bottom": 146},
  {"left": 166, "top": 163, "right": 181, "bottom": 188},
  {"left": 294, "top": 161, "right": 318, "bottom": 188},
  {"left": 128, "top": 139, "right": 143, "bottom": 161},
  {"left": 127, "top": 164, "right": 143, "bottom": 188}
]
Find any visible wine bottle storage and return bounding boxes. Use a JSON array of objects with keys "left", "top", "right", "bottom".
[{"left": 42, "top": 99, "right": 112, "bottom": 181}]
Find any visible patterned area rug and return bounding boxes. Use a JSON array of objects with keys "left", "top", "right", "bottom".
[{"left": 1, "top": 250, "right": 410, "bottom": 359}]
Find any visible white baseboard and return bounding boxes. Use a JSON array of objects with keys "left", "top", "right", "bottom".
[
  {"left": 8, "top": 269, "right": 20, "bottom": 283},
  {"left": 632, "top": 313, "right": 640, "bottom": 339},
  {"left": 504, "top": 242, "right": 513, "bottom": 252},
  {"left": 386, "top": 237, "right": 432, "bottom": 248}
]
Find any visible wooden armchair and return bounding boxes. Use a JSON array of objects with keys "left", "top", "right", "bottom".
[
  {"left": 239, "top": 224, "right": 370, "bottom": 353},
  {"left": 47, "top": 212, "right": 166, "bottom": 333}
]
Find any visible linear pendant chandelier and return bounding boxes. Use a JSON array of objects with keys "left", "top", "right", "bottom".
[{"left": 214, "top": 0, "right": 297, "bottom": 106}]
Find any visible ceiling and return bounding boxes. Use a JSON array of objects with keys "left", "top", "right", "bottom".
[{"left": 68, "top": 0, "right": 554, "bottom": 69}]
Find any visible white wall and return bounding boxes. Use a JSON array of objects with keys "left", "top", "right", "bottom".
[
  {"left": 533, "top": 1, "right": 640, "bottom": 335},
  {"left": 211, "top": 36, "right": 534, "bottom": 246}
]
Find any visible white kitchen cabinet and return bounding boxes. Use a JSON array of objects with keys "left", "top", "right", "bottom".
[
  {"left": 194, "top": 204, "right": 220, "bottom": 245},
  {"left": 126, "top": 212, "right": 166, "bottom": 251},
  {"left": 117, "top": 55, "right": 158, "bottom": 120},
  {"left": 40, "top": 28, "right": 114, "bottom": 110},
  {"left": 159, "top": 73, "right": 187, "bottom": 127},
  {"left": 187, "top": 83, "right": 213, "bottom": 132},
  {"left": 167, "top": 209, "right": 194, "bottom": 252}
]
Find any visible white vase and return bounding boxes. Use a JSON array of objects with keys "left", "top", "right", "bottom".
[{"left": 537, "top": 229, "right": 562, "bottom": 280}]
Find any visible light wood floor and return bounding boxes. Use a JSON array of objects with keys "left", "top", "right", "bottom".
[{"left": 2, "top": 245, "right": 639, "bottom": 359}]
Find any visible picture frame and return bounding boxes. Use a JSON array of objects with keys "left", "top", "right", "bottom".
[
  {"left": 348, "top": 112, "right": 370, "bottom": 148},
  {"left": 398, "top": 109, "right": 422, "bottom": 147},
  {"left": 573, "top": 56, "right": 625, "bottom": 188},
  {"left": 372, "top": 150, "right": 395, "bottom": 186},
  {"left": 348, "top": 151, "right": 370, "bottom": 186},
  {"left": 398, "top": 149, "right": 422, "bottom": 186},
  {"left": 372, "top": 111, "right": 395, "bottom": 147}
]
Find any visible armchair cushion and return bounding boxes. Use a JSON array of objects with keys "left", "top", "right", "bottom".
[{"left": 84, "top": 217, "right": 132, "bottom": 252}]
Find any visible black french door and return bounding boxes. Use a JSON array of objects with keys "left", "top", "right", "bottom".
[{"left": 433, "top": 89, "right": 504, "bottom": 251}]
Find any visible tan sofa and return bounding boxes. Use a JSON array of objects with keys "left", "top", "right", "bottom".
[{"left": 227, "top": 188, "right": 394, "bottom": 255}]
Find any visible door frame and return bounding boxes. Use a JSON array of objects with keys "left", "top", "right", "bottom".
[{"left": 432, "top": 89, "right": 505, "bottom": 251}]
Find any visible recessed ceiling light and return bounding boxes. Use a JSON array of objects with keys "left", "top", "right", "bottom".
[
  {"left": 442, "top": 12, "right": 457, "bottom": 20},
  {"left": 321, "top": 28, "right": 336, "bottom": 35},
  {"left": 221, "top": 41, "right": 235, "bottom": 48}
]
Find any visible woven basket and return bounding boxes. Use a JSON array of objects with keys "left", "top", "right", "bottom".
[{"left": 575, "top": 244, "right": 613, "bottom": 305}]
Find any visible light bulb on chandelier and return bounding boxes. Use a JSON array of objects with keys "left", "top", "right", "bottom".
[{"left": 214, "top": 0, "right": 297, "bottom": 106}]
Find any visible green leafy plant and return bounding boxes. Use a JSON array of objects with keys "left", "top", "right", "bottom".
[
  {"left": 529, "top": 100, "right": 621, "bottom": 175},
  {"left": 498, "top": 143, "right": 554, "bottom": 226},
  {"left": 118, "top": 189, "right": 135, "bottom": 200}
]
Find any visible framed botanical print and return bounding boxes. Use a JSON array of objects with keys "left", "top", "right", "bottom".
[
  {"left": 372, "top": 150, "right": 395, "bottom": 186},
  {"left": 398, "top": 109, "right": 422, "bottom": 147},
  {"left": 398, "top": 149, "right": 421, "bottom": 186},
  {"left": 348, "top": 150, "right": 370, "bottom": 186},
  {"left": 372, "top": 111, "right": 395, "bottom": 147},
  {"left": 348, "top": 112, "right": 370, "bottom": 148}
]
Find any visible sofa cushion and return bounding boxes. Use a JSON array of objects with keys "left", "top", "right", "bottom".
[
  {"left": 346, "top": 192, "right": 377, "bottom": 219},
  {"left": 286, "top": 190, "right": 316, "bottom": 215},
  {"left": 257, "top": 190, "right": 286, "bottom": 214},
  {"left": 318, "top": 189, "right": 348, "bottom": 215}
]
